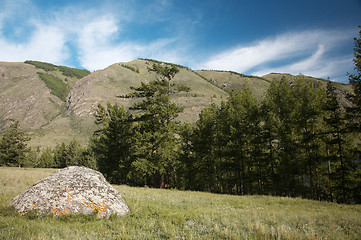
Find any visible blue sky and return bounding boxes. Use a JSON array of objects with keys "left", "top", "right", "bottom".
[{"left": 0, "top": 0, "right": 360, "bottom": 83}]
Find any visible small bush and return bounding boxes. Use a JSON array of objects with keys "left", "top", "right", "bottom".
[
  {"left": 57, "top": 66, "right": 90, "bottom": 79},
  {"left": 25, "top": 60, "right": 57, "bottom": 72},
  {"left": 121, "top": 64, "right": 139, "bottom": 73}
]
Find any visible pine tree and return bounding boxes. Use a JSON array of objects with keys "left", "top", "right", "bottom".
[
  {"left": 176, "top": 122, "right": 195, "bottom": 190},
  {"left": 191, "top": 103, "right": 219, "bottom": 192},
  {"left": 0, "top": 120, "right": 30, "bottom": 167},
  {"left": 346, "top": 26, "right": 361, "bottom": 203},
  {"left": 347, "top": 26, "right": 361, "bottom": 132},
  {"left": 37, "top": 148, "right": 55, "bottom": 168},
  {"left": 91, "top": 103, "right": 133, "bottom": 184},
  {"left": 322, "top": 81, "right": 351, "bottom": 202},
  {"left": 292, "top": 77, "right": 325, "bottom": 199},
  {"left": 53, "top": 143, "right": 67, "bottom": 168},
  {"left": 224, "top": 83, "right": 260, "bottom": 195},
  {"left": 128, "top": 63, "right": 184, "bottom": 188},
  {"left": 260, "top": 80, "right": 280, "bottom": 195},
  {"left": 261, "top": 77, "right": 298, "bottom": 196}
]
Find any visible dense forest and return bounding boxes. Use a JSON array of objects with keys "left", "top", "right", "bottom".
[{"left": 1, "top": 28, "right": 360, "bottom": 204}]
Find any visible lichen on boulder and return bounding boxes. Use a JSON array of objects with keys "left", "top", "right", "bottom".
[{"left": 10, "top": 166, "right": 129, "bottom": 218}]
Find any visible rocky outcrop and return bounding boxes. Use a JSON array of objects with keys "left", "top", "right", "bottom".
[{"left": 11, "top": 166, "right": 129, "bottom": 218}]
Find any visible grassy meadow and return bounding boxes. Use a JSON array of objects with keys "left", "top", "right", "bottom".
[{"left": 0, "top": 167, "right": 360, "bottom": 239}]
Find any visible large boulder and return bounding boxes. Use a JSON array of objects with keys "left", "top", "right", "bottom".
[{"left": 11, "top": 166, "right": 129, "bottom": 218}]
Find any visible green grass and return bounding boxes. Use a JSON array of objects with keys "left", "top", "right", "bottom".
[
  {"left": 1, "top": 167, "right": 360, "bottom": 239},
  {"left": 25, "top": 60, "right": 90, "bottom": 79},
  {"left": 37, "top": 72, "right": 69, "bottom": 101},
  {"left": 25, "top": 60, "right": 57, "bottom": 72},
  {"left": 196, "top": 70, "right": 271, "bottom": 101}
]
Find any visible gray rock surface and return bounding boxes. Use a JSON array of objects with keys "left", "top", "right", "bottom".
[{"left": 11, "top": 166, "right": 129, "bottom": 218}]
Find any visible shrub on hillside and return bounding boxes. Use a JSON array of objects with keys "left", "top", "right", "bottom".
[
  {"left": 25, "top": 60, "right": 57, "bottom": 72},
  {"left": 57, "top": 66, "right": 90, "bottom": 79},
  {"left": 37, "top": 72, "right": 69, "bottom": 101}
]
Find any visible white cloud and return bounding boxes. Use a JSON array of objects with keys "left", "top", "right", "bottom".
[
  {"left": 0, "top": 0, "right": 69, "bottom": 64},
  {"left": 197, "top": 30, "right": 354, "bottom": 82},
  {"left": 0, "top": 0, "right": 183, "bottom": 69},
  {"left": 0, "top": 25, "right": 69, "bottom": 64},
  {"left": 74, "top": 16, "right": 183, "bottom": 70},
  {"left": 250, "top": 43, "right": 353, "bottom": 82},
  {"left": 0, "top": 1, "right": 354, "bottom": 83}
]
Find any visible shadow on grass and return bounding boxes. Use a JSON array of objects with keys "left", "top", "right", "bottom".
[
  {"left": 0, "top": 204, "right": 122, "bottom": 223},
  {"left": 0, "top": 205, "right": 18, "bottom": 217}
]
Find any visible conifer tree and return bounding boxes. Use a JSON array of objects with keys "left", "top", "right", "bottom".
[
  {"left": 347, "top": 26, "right": 361, "bottom": 132},
  {"left": 292, "top": 77, "right": 325, "bottom": 199},
  {"left": 322, "top": 81, "right": 350, "bottom": 202},
  {"left": 262, "top": 77, "right": 297, "bottom": 196},
  {"left": 176, "top": 122, "right": 195, "bottom": 190},
  {"left": 92, "top": 103, "right": 133, "bottom": 184},
  {"left": 53, "top": 143, "right": 67, "bottom": 168},
  {"left": 37, "top": 148, "right": 55, "bottom": 168},
  {"left": 0, "top": 120, "right": 30, "bottom": 167},
  {"left": 191, "top": 103, "right": 219, "bottom": 192},
  {"left": 128, "top": 63, "right": 184, "bottom": 188},
  {"left": 224, "top": 83, "right": 260, "bottom": 195},
  {"left": 346, "top": 26, "right": 361, "bottom": 202}
]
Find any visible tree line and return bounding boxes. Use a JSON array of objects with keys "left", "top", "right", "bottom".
[
  {"left": 1, "top": 27, "right": 360, "bottom": 204},
  {"left": 0, "top": 126, "right": 95, "bottom": 169}
]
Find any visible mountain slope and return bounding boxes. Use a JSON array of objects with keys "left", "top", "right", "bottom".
[
  {"left": 0, "top": 59, "right": 353, "bottom": 148},
  {"left": 196, "top": 70, "right": 271, "bottom": 100},
  {"left": 1, "top": 60, "right": 229, "bottom": 148},
  {"left": 0, "top": 62, "right": 65, "bottom": 131},
  {"left": 68, "top": 59, "right": 228, "bottom": 121}
]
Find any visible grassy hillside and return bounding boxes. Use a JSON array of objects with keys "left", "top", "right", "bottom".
[
  {"left": 196, "top": 70, "right": 271, "bottom": 100},
  {"left": 0, "top": 62, "right": 65, "bottom": 132},
  {"left": 197, "top": 71, "right": 353, "bottom": 104},
  {"left": 24, "top": 60, "right": 90, "bottom": 101},
  {"left": 36, "top": 59, "right": 228, "bottom": 147},
  {"left": 67, "top": 59, "right": 228, "bottom": 121},
  {"left": 0, "top": 59, "right": 354, "bottom": 149},
  {"left": 0, "top": 60, "right": 229, "bottom": 148},
  {"left": 0, "top": 167, "right": 360, "bottom": 239}
]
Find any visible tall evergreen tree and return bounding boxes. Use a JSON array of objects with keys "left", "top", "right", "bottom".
[
  {"left": 346, "top": 26, "right": 361, "bottom": 203},
  {"left": 128, "top": 63, "right": 184, "bottom": 188},
  {"left": 224, "top": 84, "right": 260, "bottom": 195},
  {"left": 176, "top": 122, "right": 195, "bottom": 190},
  {"left": 260, "top": 81, "right": 279, "bottom": 195},
  {"left": 322, "top": 81, "right": 351, "bottom": 202},
  {"left": 91, "top": 103, "right": 133, "bottom": 184},
  {"left": 292, "top": 77, "right": 325, "bottom": 199},
  {"left": 191, "top": 103, "right": 219, "bottom": 192},
  {"left": 262, "top": 77, "right": 298, "bottom": 196},
  {"left": 37, "top": 148, "right": 55, "bottom": 168},
  {"left": 347, "top": 26, "right": 361, "bottom": 133},
  {"left": 0, "top": 120, "right": 30, "bottom": 167}
]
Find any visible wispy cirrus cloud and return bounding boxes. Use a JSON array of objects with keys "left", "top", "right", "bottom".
[
  {"left": 251, "top": 44, "right": 352, "bottom": 82},
  {"left": 197, "top": 30, "right": 354, "bottom": 82}
]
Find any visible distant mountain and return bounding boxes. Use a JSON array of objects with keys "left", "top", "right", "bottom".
[{"left": 0, "top": 59, "right": 352, "bottom": 148}]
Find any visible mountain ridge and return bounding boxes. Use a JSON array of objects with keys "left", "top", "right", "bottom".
[{"left": 0, "top": 59, "right": 352, "bottom": 148}]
